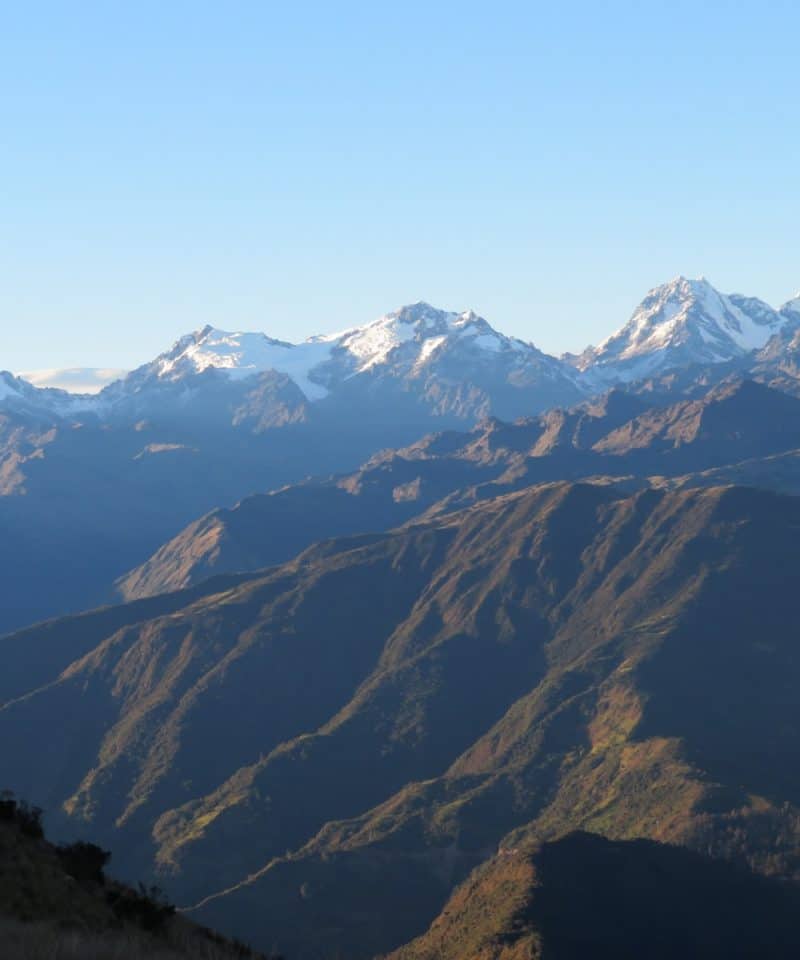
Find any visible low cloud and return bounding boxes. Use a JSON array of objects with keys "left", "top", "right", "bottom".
[{"left": 18, "top": 368, "right": 128, "bottom": 394}]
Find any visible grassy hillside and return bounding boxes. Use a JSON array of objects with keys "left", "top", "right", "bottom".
[
  {"left": 0, "top": 791, "right": 272, "bottom": 960},
  {"left": 3, "top": 481, "right": 800, "bottom": 956}
]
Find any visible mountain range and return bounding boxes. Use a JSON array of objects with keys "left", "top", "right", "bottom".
[
  {"left": 115, "top": 377, "right": 800, "bottom": 601},
  {"left": 6, "top": 277, "right": 800, "bottom": 418},
  {"left": 2, "top": 276, "right": 800, "bottom": 635},
  {"left": 5, "top": 274, "right": 800, "bottom": 957},
  {"left": 5, "top": 302, "right": 584, "bottom": 422},
  {"left": 4, "top": 480, "right": 800, "bottom": 957}
]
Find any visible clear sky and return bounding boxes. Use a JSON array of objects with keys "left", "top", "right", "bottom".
[{"left": 2, "top": 0, "right": 799, "bottom": 371}]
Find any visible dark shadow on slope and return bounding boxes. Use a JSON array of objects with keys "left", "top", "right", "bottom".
[{"left": 530, "top": 831, "right": 800, "bottom": 959}]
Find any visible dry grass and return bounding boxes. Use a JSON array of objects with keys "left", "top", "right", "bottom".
[
  {"left": 0, "top": 915, "right": 262, "bottom": 960},
  {"left": 0, "top": 802, "right": 270, "bottom": 960}
]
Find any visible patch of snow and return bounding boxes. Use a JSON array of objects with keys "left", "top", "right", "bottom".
[
  {"left": 471, "top": 333, "right": 503, "bottom": 352},
  {"left": 414, "top": 335, "right": 447, "bottom": 369},
  {"left": 337, "top": 315, "right": 418, "bottom": 372},
  {"left": 452, "top": 310, "right": 480, "bottom": 330},
  {"left": 156, "top": 328, "right": 332, "bottom": 400},
  {"left": 781, "top": 294, "right": 800, "bottom": 319},
  {"left": 0, "top": 373, "right": 21, "bottom": 401},
  {"left": 693, "top": 283, "right": 768, "bottom": 351}
]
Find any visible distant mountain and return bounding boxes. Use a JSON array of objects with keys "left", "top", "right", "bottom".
[
  {"left": 0, "top": 304, "right": 589, "bottom": 634},
  {"left": 129, "top": 303, "right": 576, "bottom": 407},
  {"left": 4, "top": 482, "right": 800, "bottom": 956},
  {"left": 6, "top": 281, "right": 800, "bottom": 958},
  {"left": 5, "top": 282, "right": 800, "bottom": 423},
  {"left": 3, "top": 303, "right": 585, "bottom": 424},
  {"left": 3, "top": 283, "right": 800, "bottom": 635},
  {"left": 781, "top": 291, "right": 800, "bottom": 322},
  {"left": 0, "top": 370, "right": 93, "bottom": 416},
  {"left": 574, "top": 276, "right": 799, "bottom": 384},
  {"left": 117, "top": 379, "right": 800, "bottom": 601}
]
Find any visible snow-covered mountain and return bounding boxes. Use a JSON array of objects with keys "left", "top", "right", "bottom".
[
  {"left": 0, "top": 370, "right": 97, "bottom": 416},
  {"left": 3, "top": 282, "right": 800, "bottom": 638},
  {"left": 0, "top": 303, "right": 585, "bottom": 633},
  {"left": 4, "top": 284, "right": 800, "bottom": 423},
  {"left": 0, "top": 371, "right": 24, "bottom": 402},
  {"left": 781, "top": 292, "right": 800, "bottom": 324},
  {"left": 115, "top": 302, "right": 579, "bottom": 404},
  {"left": 1, "top": 302, "right": 585, "bottom": 423},
  {"left": 575, "top": 277, "right": 798, "bottom": 384}
]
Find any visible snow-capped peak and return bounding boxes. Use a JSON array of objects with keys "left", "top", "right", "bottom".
[
  {"left": 0, "top": 371, "right": 23, "bottom": 402},
  {"left": 150, "top": 325, "right": 332, "bottom": 400},
  {"left": 126, "top": 303, "right": 543, "bottom": 403},
  {"left": 780, "top": 292, "right": 800, "bottom": 320},
  {"left": 580, "top": 276, "right": 790, "bottom": 382},
  {"left": 0, "top": 369, "right": 101, "bottom": 414},
  {"left": 331, "top": 302, "right": 529, "bottom": 376},
  {"left": 8, "top": 283, "right": 799, "bottom": 420}
]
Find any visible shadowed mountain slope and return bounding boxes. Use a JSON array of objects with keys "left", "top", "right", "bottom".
[
  {"left": 184, "top": 483, "right": 800, "bottom": 956},
  {"left": 3, "top": 481, "right": 800, "bottom": 956},
  {"left": 118, "top": 379, "right": 800, "bottom": 602},
  {"left": 388, "top": 832, "right": 800, "bottom": 960},
  {"left": 4, "top": 278, "right": 800, "bottom": 634},
  {"left": 0, "top": 304, "right": 585, "bottom": 635}
]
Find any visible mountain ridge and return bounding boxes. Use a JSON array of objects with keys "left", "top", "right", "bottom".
[
  {"left": 115, "top": 378, "right": 800, "bottom": 602},
  {"left": 4, "top": 480, "right": 800, "bottom": 956},
  {"left": 5, "top": 276, "right": 800, "bottom": 957},
  {"left": 6, "top": 301, "right": 581, "bottom": 415},
  {"left": 574, "top": 276, "right": 799, "bottom": 383},
  {"left": 6, "top": 278, "right": 800, "bottom": 416}
]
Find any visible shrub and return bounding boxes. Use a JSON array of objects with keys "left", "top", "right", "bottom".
[
  {"left": 106, "top": 883, "right": 176, "bottom": 933},
  {"left": 0, "top": 790, "right": 44, "bottom": 839},
  {"left": 57, "top": 841, "right": 111, "bottom": 888},
  {"left": 0, "top": 789, "right": 16, "bottom": 821},
  {"left": 16, "top": 801, "right": 44, "bottom": 839}
]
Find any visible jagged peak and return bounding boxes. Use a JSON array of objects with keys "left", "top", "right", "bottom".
[
  {"left": 91, "top": 301, "right": 559, "bottom": 408},
  {"left": 8, "top": 281, "right": 800, "bottom": 416},
  {"left": 0, "top": 370, "right": 24, "bottom": 401},
  {"left": 780, "top": 292, "right": 800, "bottom": 316},
  {"left": 580, "top": 275, "right": 790, "bottom": 381}
]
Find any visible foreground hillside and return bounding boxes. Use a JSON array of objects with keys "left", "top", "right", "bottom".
[
  {"left": 3, "top": 479, "right": 800, "bottom": 956},
  {"left": 0, "top": 792, "right": 270, "bottom": 960}
]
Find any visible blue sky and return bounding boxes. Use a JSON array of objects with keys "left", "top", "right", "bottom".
[{"left": 2, "top": 1, "right": 799, "bottom": 370}]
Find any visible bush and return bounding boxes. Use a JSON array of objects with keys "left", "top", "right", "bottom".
[
  {"left": 15, "top": 801, "right": 44, "bottom": 839},
  {"left": 0, "top": 789, "right": 16, "bottom": 821},
  {"left": 106, "top": 883, "right": 176, "bottom": 933},
  {"left": 0, "top": 790, "right": 44, "bottom": 839},
  {"left": 57, "top": 841, "right": 111, "bottom": 888}
]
